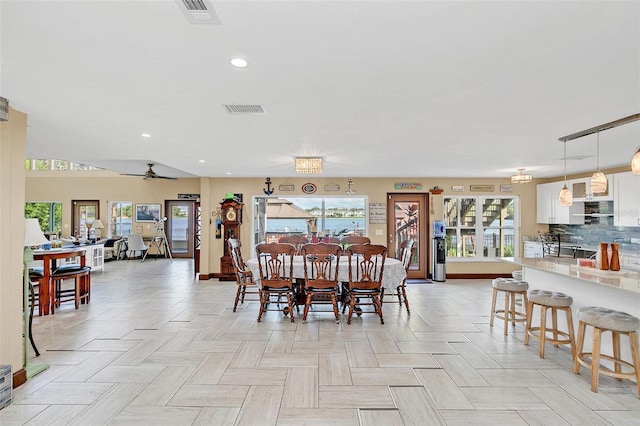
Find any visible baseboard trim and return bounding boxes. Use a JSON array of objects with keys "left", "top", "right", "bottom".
[
  {"left": 445, "top": 273, "right": 512, "bottom": 280},
  {"left": 13, "top": 368, "right": 26, "bottom": 388}
]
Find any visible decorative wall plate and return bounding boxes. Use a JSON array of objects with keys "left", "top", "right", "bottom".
[{"left": 301, "top": 183, "right": 317, "bottom": 194}]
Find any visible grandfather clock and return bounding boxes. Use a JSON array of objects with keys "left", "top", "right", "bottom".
[{"left": 218, "top": 198, "right": 243, "bottom": 281}]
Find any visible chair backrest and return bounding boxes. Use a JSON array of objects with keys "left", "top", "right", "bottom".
[
  {"left": 399, "top": 239, "right": 415, "bottom": 271},
  {"left": 228, "top": 238, "right": 252, "bottom": 284},
  {"left": 347, "top": 244, "right": 387, "bottom": 290},
  {"left": 126, "top": 234, "right": 147, "bottom": 251},
  {"left": 324, "top": 236, "right": 341, "bottom": 244},
  {"left": 255, "top": 243, "right": 296, "bottom": 289},
  {"left": 341, "top": 236, "right": 371, "bottom": 246},
  {"left": 301, "top": 243, "right": 341, "bottom": 289},
  {"left": 279, "top": 235, "right": 309, "bottom": 255}
]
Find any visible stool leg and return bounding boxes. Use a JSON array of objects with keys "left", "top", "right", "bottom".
[
  {"left": 510, "top": 292, "right": 517, "bottom": 327},
  {"left": 565, "top": 307, "right": 576, "bottom": 359},
  {"left": 591, "top": 327, "right": 602, "bottom": 393},
  {"left": 490, "top": 287, "right": 497, "bottom": 327},
  {"left": 75, "top": 275, "right": 81, "bottom": 309},
  {"left": 539, "top": 305, "right": 547, "bottom": 358},
  {"left": 524, "top": 300, "right": 533, "bottom": 346},
  {"left": 574, "top": 320, "right": 586, "bottom": 374},
  {"left": 551, "top": 307, "right": 559, "bottom": 348},
  {"left": 612, "top": 331, "right": 621, "bottom": 378},
  {"left": 628, "top": 331, "right": 640, "bottom": 398},
  {"left": 503, "top": 291, "right": 510, "bottom": 335}
]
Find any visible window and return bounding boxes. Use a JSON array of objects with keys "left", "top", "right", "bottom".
[
  {"left": 254, "top": 196, "right": 367, "bottom": 245},
  {"left": 443, "top": 196, "right": 517, "bottom": 259},
  {"left": 25, "top": 202, "right": 62, "bottom": 235},
  {"left": 107, "top": 201, "right": 133, "bottom": 237}
]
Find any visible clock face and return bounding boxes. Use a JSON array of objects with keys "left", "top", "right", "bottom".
[{"left": 225, "top": 208, "right": 237, "bottom": 222}]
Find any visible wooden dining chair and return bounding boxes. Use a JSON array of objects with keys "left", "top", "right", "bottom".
[
  {"left": 228, "top": 238, "right": 260, "bottom": 312},
  {"left": 278, "top": 235, "right": 309, "bottom": 255},
  {"left": 255, "top": 242, "right": 297, "bottom": 322},
  {"left": 301, "top": 243, "right": 342, "bottom": 323},
  {"left": 381, "top": 239, "right": 414, "bottom": 314},
  {"left": 344, "top": 244, "right": 387, "bottom": 324},
  {"left": 341, "top": 236, "right": 371, "bottom": 246}
]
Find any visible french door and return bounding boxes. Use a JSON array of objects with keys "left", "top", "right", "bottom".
[{"left": 387, "top": 193, "right": 428, "bottom": 279}]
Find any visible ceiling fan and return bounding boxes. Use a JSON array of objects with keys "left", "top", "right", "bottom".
[{"left": 121, "top": 163, "right": 177, "bottom": 180}]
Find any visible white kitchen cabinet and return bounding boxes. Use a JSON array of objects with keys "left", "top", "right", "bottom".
[
  {"left": 536, "top": 181, "right": 584, "bottom": 225},
  {"left": 523, "top": 241, "right": 543, "bottom": 258},
  {"left": 571, "top": 174, "right": 614, "bottom": 201},
  {"left": 614, "top": 171, "right": 640, "bottom": 227}
]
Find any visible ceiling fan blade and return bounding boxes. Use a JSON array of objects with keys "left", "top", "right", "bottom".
[
  {"left": 148, "top": 175, "right": 178, "bottom": 180},
  {"left": 120, "top": 173, "right": 146, "bottom": 177}
]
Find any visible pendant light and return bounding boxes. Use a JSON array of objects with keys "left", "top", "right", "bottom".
[
  {"left": 590, "top": 131, "right": 607, "bottom": 193},
  {"left": 632, "top": 147, "right": 640, "bottom": 175},
  {"left": 559, "top": 140, "right": 573, "bottom": 206}
]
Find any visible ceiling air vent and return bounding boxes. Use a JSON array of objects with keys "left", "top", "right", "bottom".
[
  {"left": 223, "top": 105, "right": 266, "bottom": 115},
  {"left": 176, "top": 0, "right": 221, "bottom": 24}
]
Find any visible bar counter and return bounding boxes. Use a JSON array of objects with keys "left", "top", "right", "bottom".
[{"left": 503, "top": 257, "right": 640, "bottom": 364}]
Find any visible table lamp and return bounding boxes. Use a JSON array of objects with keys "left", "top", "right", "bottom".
[
  {"left": 23, "top": 218, "right": 50, "bottom": 378},
  {"left": 92, "top": 219, "right": 104, "bottom": 239}
]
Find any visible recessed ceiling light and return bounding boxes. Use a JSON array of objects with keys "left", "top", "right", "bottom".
[
  {"left": 225, "top": 172, "right": 232, "bottom": 175},
  {"left": 230, "top": 58, "right": 248, "bottom": 68},
  {"left": 141, "top": 133, "right": 151, "bottom": 138},
  {"left": 199, "top": 159, "right": 206, "bottom": 163}
]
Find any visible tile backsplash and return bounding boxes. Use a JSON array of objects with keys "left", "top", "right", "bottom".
[{"left": 549, "top": 224, "right": 640, "bottom": 255}]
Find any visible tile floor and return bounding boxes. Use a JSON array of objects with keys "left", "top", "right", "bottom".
[{"left": 1, "top": 259, "right": 639, "bottom": 425}]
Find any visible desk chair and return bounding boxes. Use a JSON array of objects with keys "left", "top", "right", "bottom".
[{"left": 126, "top": 234, "right": 148, "bottom": 261}]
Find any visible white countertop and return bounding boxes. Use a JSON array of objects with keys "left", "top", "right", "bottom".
[{"left": 503, "top": 257, "right": 640, "bottom": 294}]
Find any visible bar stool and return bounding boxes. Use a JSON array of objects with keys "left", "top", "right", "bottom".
[
  {"left": 524, "top": 290, "right": 575, "bottom": 358},
  {"left": 512, "top": 270, "right": 523, "bottom": 280},
  {"left": 51, "top": 264, "right": 91, "bottom": 313},
  {"left": 490, "top": 278, "right": 529, "bottom": 335},
  {"left": 573, "top": 306, "right": 640, "bottom": 398}
]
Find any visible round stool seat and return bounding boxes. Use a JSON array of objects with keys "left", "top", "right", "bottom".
[
  {"left": 512, "top": 270, "right": 523, "bottom": 280},
  {"left": 492, "top": 278, "right": 529, "bottom": 292},
  {"left": 578, "top": 306, "right": 639, "bottom": 332},
  {"left": 528, "top": 289, "right": 573, "bottom": 308}
]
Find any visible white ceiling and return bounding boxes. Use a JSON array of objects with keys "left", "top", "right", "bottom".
[{"left": 2, "top": 1, "right": 639, "bottom": 180}]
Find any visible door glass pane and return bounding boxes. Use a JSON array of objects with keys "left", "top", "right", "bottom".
[
  {"left": 393, "top": 201, "right": 419, "bottom": 270},
  {"left": 170, "top": 204, "right": 189, "bottom": 254},
  {"left": 80, "top": 205, "right": 97, "bottom": 239}
]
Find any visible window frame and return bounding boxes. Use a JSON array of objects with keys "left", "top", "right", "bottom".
[{"left": 443, "top": 195, "right": 519, "bottom": 262}]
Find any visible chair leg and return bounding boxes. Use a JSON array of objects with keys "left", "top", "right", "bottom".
[
  {"left": 233, "top": 285, "right": 242, "bottom": 312},
  {"left": 303, "top": 293, "right": 312, "bottom": 321},
  {"left": 401, "top": 285, "right": 410, "bottom": 314},
  {"left": 330, "top": 293, "right": 339, "bottom": 323},
  {"left": 373, "top": 295, "right": 384, "bottom": 324},
  {"left": 347, "top": 295, "right": 356, "bottom": 324},
  {"left": 257, "top": 291, "right": 266, "bottom": 322},
  {"left": 286, "top": 293, "right": 295, "bottom": 323}
]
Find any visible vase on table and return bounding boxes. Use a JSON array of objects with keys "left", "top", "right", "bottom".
[
  {"left": 609, "top": 243, "right": 620, "bottom": 271},
  {"left": 599, "top": 242, "right": 609, "bottom": 270}
]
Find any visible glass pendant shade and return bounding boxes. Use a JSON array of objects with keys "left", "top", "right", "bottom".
[
  {"left": 632, "top": 148, "right": 640, "bottom": 175},
  {"left": 590, "top": 171, "right": 607, "bottom": 193},
  {"left": 559, "top": 184, "right": 573, "bottom": 206}
]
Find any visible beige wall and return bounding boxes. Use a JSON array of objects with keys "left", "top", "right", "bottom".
[
  {"left": 0, "top": 108, "right": 28, "bottom": 373},
  {"left": 203, "top": 177, "right": 542, "bottom": 276},
  {"left": 26, "top": 174, "right": 541, "bottom": 278}
]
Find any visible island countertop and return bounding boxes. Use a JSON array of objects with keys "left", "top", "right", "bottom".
[{"left": 502, "top": 257, "right": 640, "bottom": 295}]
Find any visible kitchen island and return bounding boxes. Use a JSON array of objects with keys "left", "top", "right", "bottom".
[{"left": 503, "top": 257, "right": 640, "bottom": 367}]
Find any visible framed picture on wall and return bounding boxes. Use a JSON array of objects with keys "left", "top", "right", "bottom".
[{"left": 135, "top": 203, "right": 161, "bottom": 222}]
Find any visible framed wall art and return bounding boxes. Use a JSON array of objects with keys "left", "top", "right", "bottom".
[{"left": 135, "top": 203, "right": 161, "bottom": 222}]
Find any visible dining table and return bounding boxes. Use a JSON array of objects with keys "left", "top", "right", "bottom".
[
  {"left": 32, "top": 246, "right": 87, "bottom": 315},
  {"left": 245, "top": 255, "right": 406, "bottom": 293}
]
